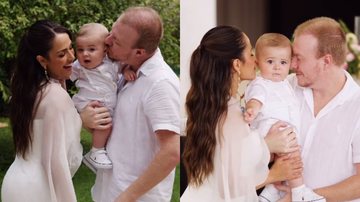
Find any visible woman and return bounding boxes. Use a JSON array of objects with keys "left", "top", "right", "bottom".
[
  {"left": 181, "top": 26, "right": 301, "bottom": 201},
  {"left": 1, "top": 20, "right": 82, "bottom": 202}
]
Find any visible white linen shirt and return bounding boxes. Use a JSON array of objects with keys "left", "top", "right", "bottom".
[
  {"left": 244, "top": 76, "right": 301, "bottom": 137},
  {"left": 288, "top": 71, "right": 360, "bottom": 202},
  {"left": 91, "top": 49, "right": 180, "bottom": 202}
]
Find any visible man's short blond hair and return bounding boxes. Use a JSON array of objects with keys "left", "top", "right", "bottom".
[
  {"left": 118, "top": 6, "right": 163, "bottom": 54},
  {"left": 77, "top": 22, "right": 109, "bottom": 41},
  {"left": 294, "top": 17, "right": 346, "bottom": 66}
]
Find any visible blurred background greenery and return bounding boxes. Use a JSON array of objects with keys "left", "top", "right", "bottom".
[
  {"left": 0, "top": 0, "right": 180, "bottom": 116},
  {"left": 0, "top": 0, "right": 180, "bottom": 201}
]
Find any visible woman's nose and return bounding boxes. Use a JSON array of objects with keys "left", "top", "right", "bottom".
[{"left": 69, "top": 50, "right": 75, "bottom": 61}]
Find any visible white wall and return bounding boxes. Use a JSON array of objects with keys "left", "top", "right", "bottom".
[{"left": 180, "top": 0, "right": 217, "bottom": 135}]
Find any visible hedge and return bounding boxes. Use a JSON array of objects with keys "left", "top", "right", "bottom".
[{"left": 0, "top": 0, "right": 179, "bottom": 115}]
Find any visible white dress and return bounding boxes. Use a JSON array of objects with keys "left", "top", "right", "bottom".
[
  {"left": 181, "top": 98, "right": 270, "bottom": 202},
  {"left": 1, "top": 80, "right": 83, "bottom": 202}
]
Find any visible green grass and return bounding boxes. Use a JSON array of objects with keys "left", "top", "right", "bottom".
[{"left": 0, "top": 117, "right": 179, "bottom": 202}]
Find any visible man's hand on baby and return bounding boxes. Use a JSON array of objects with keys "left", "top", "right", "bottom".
[{"left": 80, "top": 101, "right": 112, "bottom": 131}]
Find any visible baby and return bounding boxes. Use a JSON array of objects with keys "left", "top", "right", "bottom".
[
  {"left": 71, "top": 23, "right": 135, "bottom": 172},
  {"left": 244, "top": 33, "right": 325, "bottom": 202}
]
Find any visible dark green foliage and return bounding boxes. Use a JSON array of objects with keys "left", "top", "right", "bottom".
[{"left": 0, "top": 0, "right": 180, "bottom": 113}]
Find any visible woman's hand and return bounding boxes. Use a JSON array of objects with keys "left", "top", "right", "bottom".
[
  {"left": 269, "top": 154, "right": 303, "bottom": 183},
  {"left": 265, "top": 121, "right": 299, "bottom": 153},
  {"left": 80, "top": 101, "right": 112, "bottom": 131},
  {"left": 258, "top": 153, "right": 303, "bottom": 189}
]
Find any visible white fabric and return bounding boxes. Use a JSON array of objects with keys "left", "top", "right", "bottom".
[
  {"left": 91, "top": 49, "right": 180, "bottom": 202},
  {"left": 71, "top": 56, "right": 119, "bottom": 114},
  {"left": 245, "top": 76, "right": 301, "bottom": 137},
  {"left": 181, "top": 97, "right": 270, "bottom": 202},
  {"left": 1, "top": 80, "right": 83, "bottom": 202},
  {"left": 288, "top": 71, "right": 360, "bottom": 202}
]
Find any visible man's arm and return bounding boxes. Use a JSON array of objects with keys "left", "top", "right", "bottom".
[
  {"left": 115, "top": 130, "right": 180, "bottom": 202},
  {"left": 315, "top": 163, "right": 360, "bottom": 202}
]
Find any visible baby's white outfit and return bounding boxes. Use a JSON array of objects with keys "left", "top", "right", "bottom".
[
  {"left": 245, "top": 76, "right": 300, "bottom": 137},
  {"left": 246, "top": 76, "right": 325, "bottom": 202},
  {"left": 71, "top": 56, "right": 119, "bottom": 115}
]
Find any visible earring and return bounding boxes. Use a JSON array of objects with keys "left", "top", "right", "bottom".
[
  {"left": 236, "top": 72, "right": 242, "bottom": 100},
  {"left": 236, "top": 72, "right": 246, "bottom": 111},
  {"left": 44, "top": 68, "right": 49, "bottom": 80}
]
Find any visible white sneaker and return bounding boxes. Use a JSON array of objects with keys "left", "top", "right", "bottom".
[
  {"left": 82, "top": 153, "right": 97, "bottom": 174},
  {"left": 292, "top": 185, "right": 326, "bottom": 202},
  {"left": 259, "top": 184, "right": 282, "bottom": 202},
  {"left": 83, "top": 149, "right": 112, "bottom": 171}
]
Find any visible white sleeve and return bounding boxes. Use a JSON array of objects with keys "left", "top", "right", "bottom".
[
  {"left": 215, "top": 109, "right": 270, "bottom": 201},
  {"left": 245, "top": 79, "right": 267, "bottom": 104},
  {"left": 38, "top": 84, "right": 82, "bottom": 202},
  {"left": 143, "top": 78, "right": 180, "bottom": 134}
]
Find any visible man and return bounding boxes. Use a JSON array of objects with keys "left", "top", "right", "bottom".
[
  {"left": 287, "top": 17, "right": 360, "bottom": 201},
  {"left": 80, "top": 7, "right": 180, "bottom": 202}
]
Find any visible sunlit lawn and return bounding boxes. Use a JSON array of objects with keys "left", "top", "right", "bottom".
[{"left": 0, "top": 117, "right": 179, "bottom": 202}]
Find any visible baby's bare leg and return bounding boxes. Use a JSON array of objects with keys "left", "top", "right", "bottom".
[
  {"left": 92, "top": 127, "right": 112, "bottom": 148},
  {"left": 288, "top": 150, "right": 325, "bottom": 201},
  {"left": 287, "top": 150, "right": 303, "bottom": 188}
]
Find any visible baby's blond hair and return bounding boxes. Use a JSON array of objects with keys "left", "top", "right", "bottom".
[
  {"left": 255, "top": 33, "right": 291, "bottom": 58},
  {"left": 77, "top": 23, "right": 109, "bottom": 40}
]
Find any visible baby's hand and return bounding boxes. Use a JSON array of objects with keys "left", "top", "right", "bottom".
[
  {"left": 244, "top": 108, "right": 257, "bottom": 123},
  {"left": 123, "top": 67, "right": 137, "bottom": 81}
]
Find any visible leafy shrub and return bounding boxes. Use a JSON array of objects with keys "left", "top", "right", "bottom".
[{"left": 0, "top": 0, "right": 179, "bottom": 115}]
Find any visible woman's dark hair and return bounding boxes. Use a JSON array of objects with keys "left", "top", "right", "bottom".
[
  {"left": 10, "top": 20, "right": 72, "bottom": 158},
  {"left": 183, "top": 25, "right": 247, "bottom": 186}
]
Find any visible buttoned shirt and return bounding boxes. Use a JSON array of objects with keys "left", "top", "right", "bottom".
[
  {"left": 92, "top": 49, "right": 180, "bottom": 202},
  {"left": 288, "top": 71, "right": 360, "bottom": 202}
]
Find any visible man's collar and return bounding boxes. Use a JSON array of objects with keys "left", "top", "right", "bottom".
[{"left": 136, "top": 48, "right": 161, "bottom": 77}]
